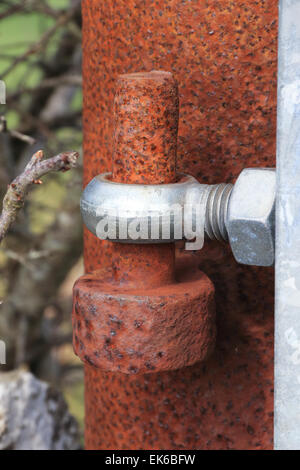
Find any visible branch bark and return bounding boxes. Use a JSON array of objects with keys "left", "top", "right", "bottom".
[{"left": 0, "top": 149, "right": 79, "bottom": 242}]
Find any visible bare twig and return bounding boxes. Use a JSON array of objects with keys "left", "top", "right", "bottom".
[
  {"left": 7, "top": 75, "right": 82, "bottom": 102},
  {"left": 0, "top": 0, "right": 82, "bottom": 375},
  {"left": 9, "top": 130, "right": 36, "bottom": 145},
  {"left": 0, "top": 4, "right": 23, "bottom": 21},
  {"left": 5, "top": 248, "right": 52, "bottom": 268},
  {"left": 0, "top": 149, "right": 79, "bottom": 242},
  {"left": 1, "top": 8, "right": 78, "bottom": 78},
  {"left": 0, "top": 115, "right": 36, "bottom": 145}
]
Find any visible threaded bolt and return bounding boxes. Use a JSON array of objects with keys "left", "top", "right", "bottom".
[{"left": 205, "top": 183, "right": 233, "bottom": 242}]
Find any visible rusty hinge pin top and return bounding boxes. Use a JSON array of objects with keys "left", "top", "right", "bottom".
[
  {"left": 113, "top": 70, "right": 178, "bottom": 185},
  {"left": 110, "top": 70, "right": 179, "bottom": 289}
]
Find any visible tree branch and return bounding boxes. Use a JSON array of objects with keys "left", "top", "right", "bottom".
[
  {"left": 7, "top": 74, "right": 82, "bottom": 102},
  {"left": 0, "top": 149, "right": 79, "bottom": 242},
  {"left": 1, "top": 7, "right": 79, "bottom": 78},
  {"left": 0, "top": 115, "right": 36, "bottom": 145}
]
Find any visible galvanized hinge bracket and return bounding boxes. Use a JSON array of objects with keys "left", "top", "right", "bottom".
[{"left": 81, "top": 167, "right": 275, "bottom": 266}]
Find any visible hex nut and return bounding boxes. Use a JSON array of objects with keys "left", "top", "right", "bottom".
[{"left": 226, "top": 168, "right": 276, "bottom": 266}]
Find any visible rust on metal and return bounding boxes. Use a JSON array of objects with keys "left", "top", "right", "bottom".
[
  {"left": 73, "top": 70, "right": 215, "bottom": 375},
  {"left": 78, "top": 0, "right": 276, "bottom": 450},
  {"left": 111, "top": 71, "right": 177, "bottom": 291},
  {"left": 73, "top": 265, "right": 215, "bottom": 374},
  {"left": 113, "top": 71, "right": 178, "bottom": 184}
]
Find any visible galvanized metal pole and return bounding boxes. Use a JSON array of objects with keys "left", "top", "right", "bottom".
[{"left": 275, "top": 0, "right": 300, "bottom": 450}]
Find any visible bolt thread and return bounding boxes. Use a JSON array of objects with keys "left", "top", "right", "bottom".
[{"left": 205, "top": 183, "right": 233, "bottom": 242}]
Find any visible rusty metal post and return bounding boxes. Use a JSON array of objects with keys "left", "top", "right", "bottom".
[{"left": 77, "top": 0, "right": 277, "bottom": 450}]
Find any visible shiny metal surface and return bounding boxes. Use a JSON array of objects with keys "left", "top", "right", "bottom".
[
  {"left": 81, "top": 168, "right": 275, "bottom": 266},
  {"left": 226, "top": 168, "right": 276, "bottom": 267}
]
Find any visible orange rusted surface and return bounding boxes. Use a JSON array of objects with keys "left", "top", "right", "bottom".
[
  {"left": 73, "top": 264, "right": 215, "bottom": 374},
  {"left": 111, "top": 71, "right": 177, "bottom": 291},
  {"left": 113, "top": 71, "right": 178, "bottom": 184},
  {"left": 80, "top": 0, "right": 276, "bottom": 450},
  {"left": 73, "top": 72, "right": 215, "bottom": 373}
]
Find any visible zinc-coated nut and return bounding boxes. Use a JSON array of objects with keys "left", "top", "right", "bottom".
[{"left": 226, "top": 168, "right": 276, "bottom": 267}]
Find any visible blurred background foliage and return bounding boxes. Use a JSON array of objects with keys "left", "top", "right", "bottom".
[{"left": 0, "top": 0, "right": 84, "bottom": 437}]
